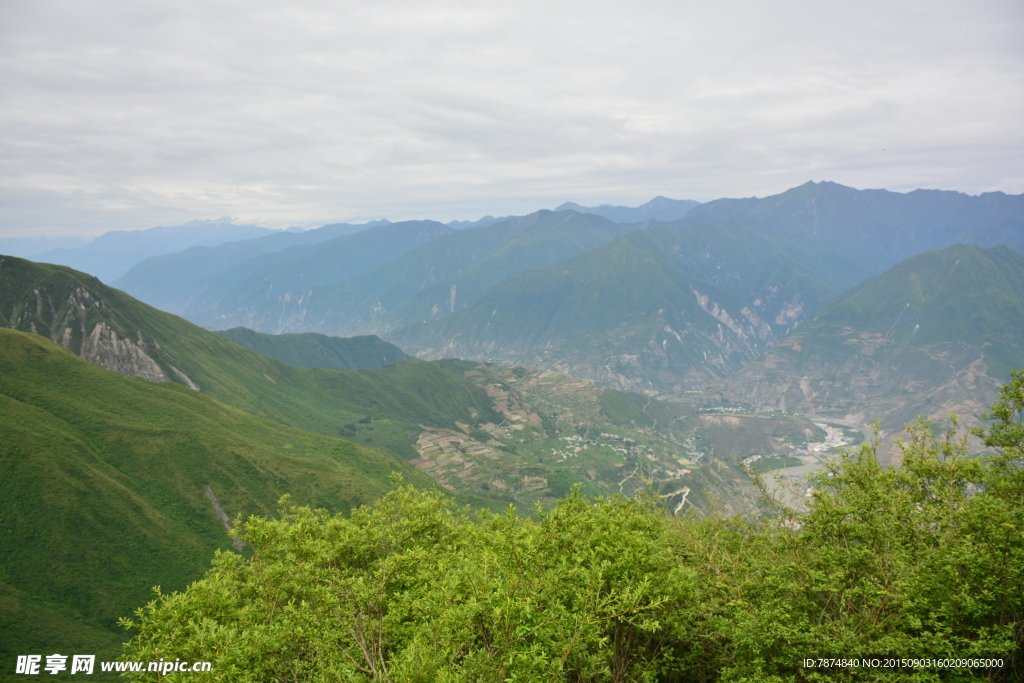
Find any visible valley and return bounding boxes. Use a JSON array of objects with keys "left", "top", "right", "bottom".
[
  {"left": 399, "top": 361, "right": 834, "bottom": 516},
  {"left": 754, "top": 421, "right": 860, "bottom": 509}
]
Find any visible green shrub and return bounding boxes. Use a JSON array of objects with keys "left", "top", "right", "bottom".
[{"left": 121, "top": 376, "right": 1024, "bottom": 681}]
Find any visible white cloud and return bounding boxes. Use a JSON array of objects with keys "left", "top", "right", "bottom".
[
  {"left": 1, "top": 0, "right": 1022, "bottom": 236},
  {"left": 988, "top": 178, "right": 1024, "bottom": 194}
]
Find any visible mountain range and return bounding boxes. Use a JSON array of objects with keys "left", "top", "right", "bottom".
[
  {"left": 388, "top": 221, "right": 837, "bottom": 394},
  {"left": 32, "top": 218, "right": 277, "bottom": 284},
  {"left": 12, "top": 181, "right": 1023, "bottom": 441},
  {"left": 380, "top": 182, "right": 1023, "bottom": 396},
  {"left": 172, "top": 210, "right": 641, "bottom": 335},
  {"left": 679, "top": 181, "right": 1024, "bottom": 285},
  {"left": 554, "top": 196, "right": 701, "bottom": 223}
]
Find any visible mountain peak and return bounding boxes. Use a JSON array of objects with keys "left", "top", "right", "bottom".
[{"left": 552, "top": 197, "right": 699, "bottom": 223}]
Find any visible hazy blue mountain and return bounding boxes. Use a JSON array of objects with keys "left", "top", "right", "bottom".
[
  {"left": 197, "top": 220, "right": 454, "bottom": 327},
  {"left": 555, "top": 196, "right": 701, "bottom": 223},
  {"left": 447, "top": 215, "right": 518, "bottom": 229},
  {"left": 678, "top": 181, "right": 1024, "bottom": 286},
  {"left": 117, "top": 222, "right": 440, "bottom": 323},
  {"left": 0, "top": 236, "right": 89, "bottom": 259},
  {"left": 33, "top": 218, "right": 276, "bottom": 283},
  {"left": 387, "top": 222, "right": 836, "bottom": 395},
  {"left": 213, "top": 327, "right": 410, "bottom": 370},
  {"left": 715, "top": 244, "right": 1024, "bottom": 434},
  {"left": 218, "top": 210, "right": 636, "bottom": 337}
]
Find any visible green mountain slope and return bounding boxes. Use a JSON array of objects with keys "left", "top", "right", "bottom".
[
  {"left": 716, "top": 244, "right": 1024, "bottom": 436},
  {"left": 0, "top": 255, "right": 499, "bottom": 460},
  {"left": 0, "top": 327, "right": 430, "bottom": 670},
  {"left": 221, "top": 210, "right": 637, "bottom": 336},
  {"left": 116, "top": 220, "right": 447, "bottom": 323},
  {"left": 388, "top": 223, "right": 835, "bottom": 395},
  {"left": 213, "top": 327, "right": 409, "bottom": 370},
  {"left": 680, "top": 181, "right": 1024, "bottom": 285}
]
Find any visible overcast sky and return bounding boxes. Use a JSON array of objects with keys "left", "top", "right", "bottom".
[{"left": 2, "top": 0, "right": 1022, "bottom": 237}]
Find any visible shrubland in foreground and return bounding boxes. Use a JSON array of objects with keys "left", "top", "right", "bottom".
[{"left": 121, "top": 373, "right": 1024, "bottom": 682}]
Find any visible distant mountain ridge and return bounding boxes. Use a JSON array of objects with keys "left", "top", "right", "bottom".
[
  {"left": 117, "top": 219, "right": 452, "bottom": 322},
  {"left": 214, "top": 327, "right": 410, "bottom": 370},
  {"left": 34, "top": 218, "right": 276, "bottom": 284},
  {"left": 556, "top": 196, "right": 700, "bottom": 223},
  {"left": 679, "top": 181, "right": 1024, "bottom": 285},
  {"left": 0, "top": 236, "right": 89, "bottom": 260},
  {"left": 446, "top": 215, "right": 518, "bottom": 229},
  {"left": 213, "top": 210, "right": 637, "bottom": 337}
]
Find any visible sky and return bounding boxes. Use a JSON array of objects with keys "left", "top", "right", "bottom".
[{"left": 2, "top": 0, "right": 1022, "bottom": 238}]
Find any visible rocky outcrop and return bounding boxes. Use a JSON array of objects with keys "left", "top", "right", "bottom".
[
  {"left": 79, "top": 322, "right": 170, "bottom": 382},
  {"left": 3, "top": 274, "right": 200, "bottom": 390}
]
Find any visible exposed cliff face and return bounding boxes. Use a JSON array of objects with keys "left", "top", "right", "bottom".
[
  {"left": 383, "top": 220, "right": 841, "bottom": 397},
  {"left": 1, "top": 256, "right": 199, "bottom": 389},
  {"left": 391, "top": 264, "right": 784, "bottom": 396},
  {"left": 714, "top": 245, "right": 1024, "bottom": 442},
  {"left": 717, "top": 337, "right": 1004, "bottom": 431},
  {"left": 80, "top": 322, "right": 171, "bottom": 382}
]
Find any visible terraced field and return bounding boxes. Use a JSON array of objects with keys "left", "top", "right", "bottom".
[{"left": 405, "top": 361, "right": 829, "bottom": 514}]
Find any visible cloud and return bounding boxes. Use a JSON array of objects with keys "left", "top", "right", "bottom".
[{"left": 1, "top": 0, "right": 1022, "bottom": 236}]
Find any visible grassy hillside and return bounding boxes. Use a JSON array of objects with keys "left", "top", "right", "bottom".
[
  {"left": 0, "top": 255, "right": 500, "bottom": 460},
  {"left": 717, "top": 244, "right": 1024, "bottom": 438},
  {"left": 213, "top": 327, "right": 410, "bottom": 370},
  {"left": 0, "top": 327, "right": 432, "bottom": 672}
]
